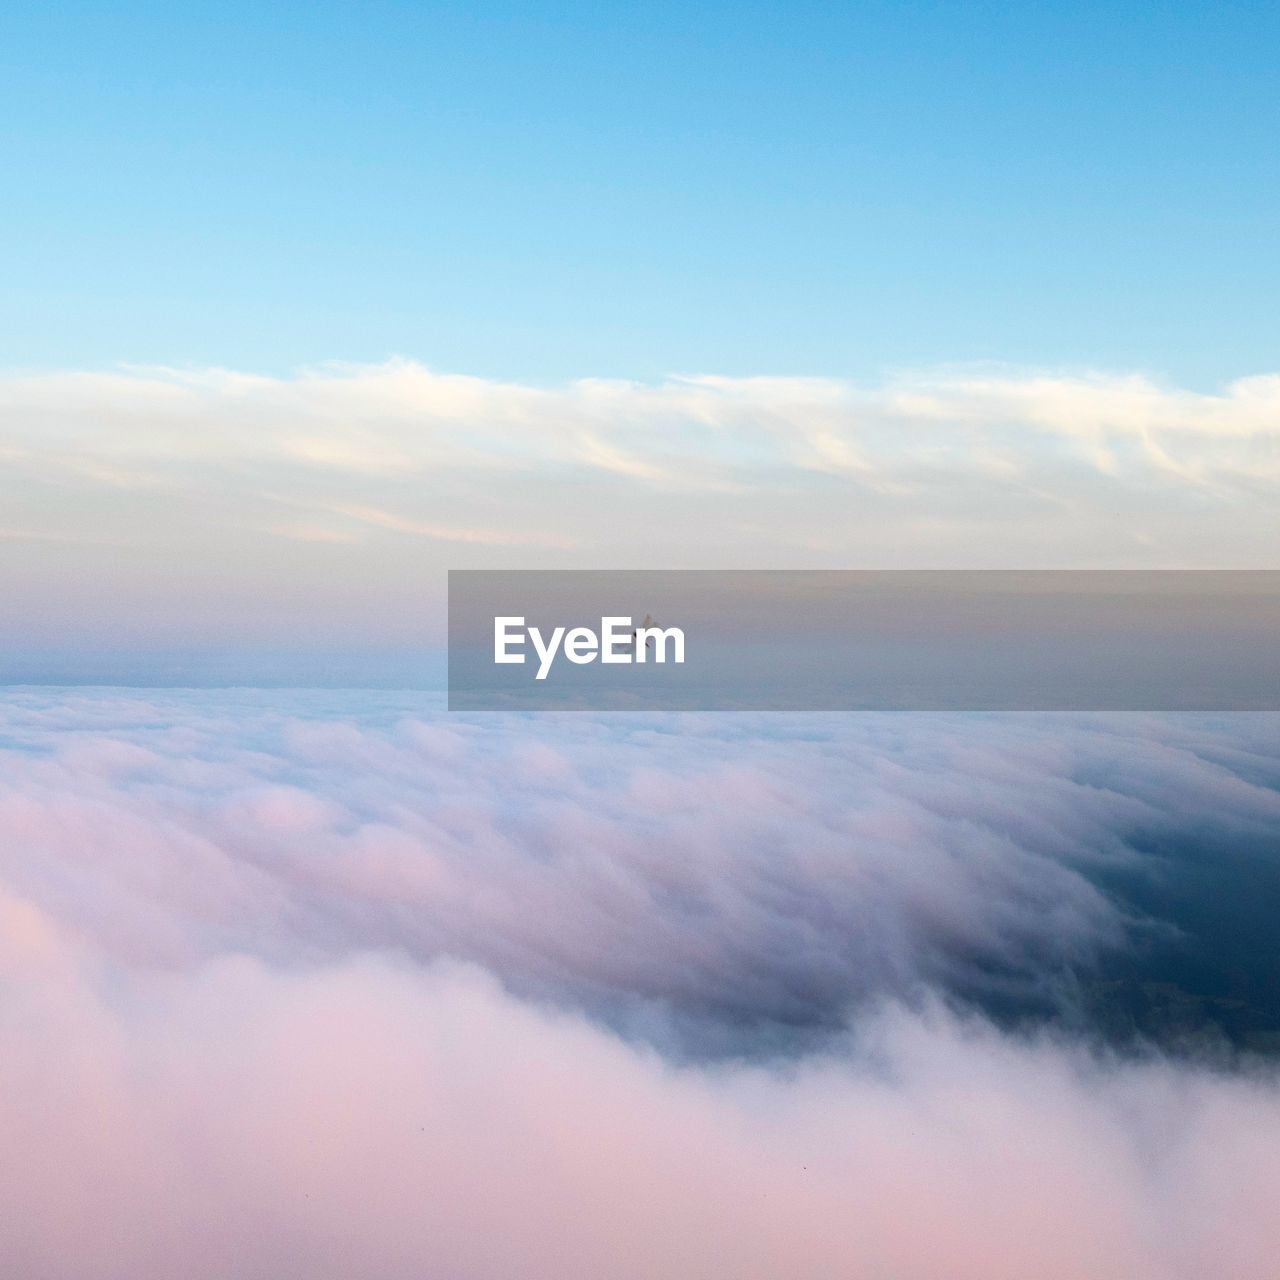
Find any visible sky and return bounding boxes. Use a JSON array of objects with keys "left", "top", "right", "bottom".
[
  {"left": 5, "top": 2, "right": 1280, "bottom": 681},
  {"left": 4, "top": 12, "right": 1280, "bottom": 1274},
  {"left": 3, "top": 1, "right": 1278, "bottom": 386}
]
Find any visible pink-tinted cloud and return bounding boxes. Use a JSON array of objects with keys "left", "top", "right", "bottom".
[
  {"left": 1, "top": 913, "right": 1278, "bottom": 1280},
  {"left": 1, "top": 689, "right": 1279, "bottom": 1277}
]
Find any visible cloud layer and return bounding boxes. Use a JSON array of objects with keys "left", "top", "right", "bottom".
[
  {"left": 2, "top": 362, "right": 1279, "bottom": 675},
  {"left": 2, "top": 690, "right": 1280, "bottom": 1277},
  {"left": 6, "top": 941, "right": 1280, "bottom": 1280}
]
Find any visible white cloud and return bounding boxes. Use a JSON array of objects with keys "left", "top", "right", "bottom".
[
  {"left": 1, "top": 690, "right": 1279, "bottom": 1278},
  {"left": 2, "top": 689, "right": 1278, "bottom": 1045},
  {"left": 3, "top": 939, "right": 1278, "bottom": 1280},
  {"left": 3, "top": 360, "right": 1278, "bottom": 661}
]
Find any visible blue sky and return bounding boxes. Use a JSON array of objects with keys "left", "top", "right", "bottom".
[{"left": 4, "top": 1, "right": 1277, "bottom": 386}]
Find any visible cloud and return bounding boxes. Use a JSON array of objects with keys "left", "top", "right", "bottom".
[
  {"left": 6, "top": 690, "right": 1280, "bottom": 1051},
  {"left": 0, "top": 899, "right": 1278, "bottom": 1279},
  {"left": 2, "top": 689, "right": 1280, "bottom": 1275},
  {"left": 5, "top": 359, "right": 1280, "bottom": 495},
  {"left": 2, "top": 362, "right": 1280, "bottom": 671},
  {"left": 0, "top": 694, "right": 1118, "bottom": 1040}
]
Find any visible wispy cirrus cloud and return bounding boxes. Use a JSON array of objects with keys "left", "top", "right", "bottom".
[{"left": 2, "top": 360, "right": 1278, "bottom": 675}]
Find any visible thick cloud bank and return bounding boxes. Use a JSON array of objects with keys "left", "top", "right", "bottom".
[{"left": 1, "top": 689, "right": 1279, "bottom": 1277}]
